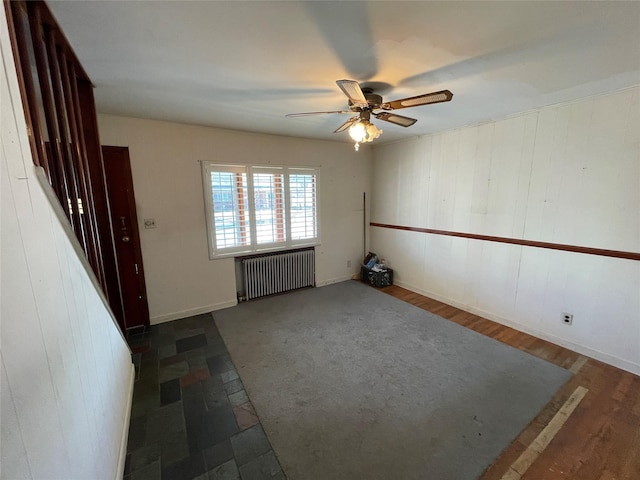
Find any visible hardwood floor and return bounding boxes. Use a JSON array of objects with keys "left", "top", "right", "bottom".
[{"left": 381, "top": 284, "right": 640, "bottom": 480}]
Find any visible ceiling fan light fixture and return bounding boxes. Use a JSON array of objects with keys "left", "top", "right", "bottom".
[
  {"left": 348, "top": 121, "right": 367, "bottom": 142},
  {"left": 348, "top": 119, "right": 382, "bottom": 151}
]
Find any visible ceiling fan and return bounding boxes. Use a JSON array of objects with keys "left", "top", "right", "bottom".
[{"left": 286, "top": 80, "right": 453, "bottom": 150}]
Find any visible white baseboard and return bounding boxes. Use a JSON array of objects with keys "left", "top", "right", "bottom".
[
  {"left": 394, "top": 280, "right": 640, "bottom": 377},
  {"left": 153, "top": 281, "right": 360, "bottom": 324},
  {"left": 316, "top": 275, "right": 354, "bottom": 287},
  {"left": 150, "top": 300, "right": 238, "bottom": 325},
  {"left": 116, "top": 364, "right": 135, "bottom": 480}
]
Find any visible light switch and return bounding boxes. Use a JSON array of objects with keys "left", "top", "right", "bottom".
[{"left": 144, "top": 218, "right": 157, "bottom": 229}]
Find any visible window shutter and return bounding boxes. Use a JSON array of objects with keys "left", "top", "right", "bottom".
[
  {"left": 252, "top": 171, "right": 286, "bottom": 246},
  {"left": 209, "top": 169, "right": 250, "bottom": 249},
  {"left": 289, "top": 173, "right": 317, "bottom": 241},
  {"left": 202, "top": 163, "right": 319, "bottom": 258}
]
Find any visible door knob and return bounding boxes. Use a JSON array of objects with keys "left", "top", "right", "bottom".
[{"left": 122, "top": 236, "right": 131, "bottom": 243}]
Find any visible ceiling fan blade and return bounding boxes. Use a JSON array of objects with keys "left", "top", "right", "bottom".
[
  {"left": 286, "top": 110, "right": 352, "bottom": 117},
  {"left": 375, "top": 112, "right": 417, "bottom": 127},
  {"left": 336, "top": 79, "right": 368, "bottom": 108},
  {"left": 334, "top": 116, "right": 359, "bottom": 133},
  {"left": 382, "top": 90, "right": 453, "bottom": 110}
]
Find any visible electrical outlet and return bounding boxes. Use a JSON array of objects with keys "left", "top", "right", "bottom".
[
  {"left": 347, "top": 260, "right": 352, "bottom": 268},
  {"left": 562, "top": 312, "right": 573, "bottom": 325}
]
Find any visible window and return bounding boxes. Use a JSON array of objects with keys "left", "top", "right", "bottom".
[{"left": 202, "top": 163, "right": 319, "bottom": 258}]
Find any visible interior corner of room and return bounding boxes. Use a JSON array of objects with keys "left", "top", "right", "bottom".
[{"left": 1, "top": 1, "right": 638, "bottom": 479}]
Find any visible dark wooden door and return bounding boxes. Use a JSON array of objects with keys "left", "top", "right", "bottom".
[{"left": 102, "top": 146, "right": 150, "bottom": 329}]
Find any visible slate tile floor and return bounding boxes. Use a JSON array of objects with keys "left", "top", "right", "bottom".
[{"left": 124, "top": 313, "right": 286, "bottom": 480}]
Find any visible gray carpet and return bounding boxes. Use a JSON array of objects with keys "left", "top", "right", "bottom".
[{"left": 214, "top": 281, "right": 571, "bottom": 480}]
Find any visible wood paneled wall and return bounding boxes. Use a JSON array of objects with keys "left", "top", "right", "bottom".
[
  {"left": 371, "top": 87, "right": 640, "bottom": 375},
  {"left": 1, "top": 4, "right": 134, "bottom": 477}
]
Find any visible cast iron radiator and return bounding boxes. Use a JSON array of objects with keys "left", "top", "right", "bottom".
[{"left": 242, "top": 248, "right": 315, "bottom": 301}]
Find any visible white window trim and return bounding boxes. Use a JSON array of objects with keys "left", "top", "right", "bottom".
[{"left": 201, "top": 162, "right": 321, "bottom": 259}]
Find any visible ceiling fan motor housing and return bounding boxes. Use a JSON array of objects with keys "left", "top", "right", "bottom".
[
  {"left": 362, "top": 88, "right": 383, "bottom": 108},
  {"left": 348, "top": 87, "right": 383, "bottom": 110}
]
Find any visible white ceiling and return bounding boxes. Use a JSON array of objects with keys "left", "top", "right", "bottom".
[{"left": 48, "top": 1, "right": 640, "bottom": 145}]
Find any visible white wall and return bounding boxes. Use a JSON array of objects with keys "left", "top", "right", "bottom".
[
  {"left": 370, "top": 87, "right": 640, "bottom": 375},
  {"left": 98, "top": 115, "right": 372, "bottom": 323},
  {"left": 1, "top": 8, "right": 134, "bottom": 480}
]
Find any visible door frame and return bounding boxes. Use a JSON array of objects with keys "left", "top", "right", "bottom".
[{"left": 102, "top": 145, "right": 150, "bottom": 330}]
